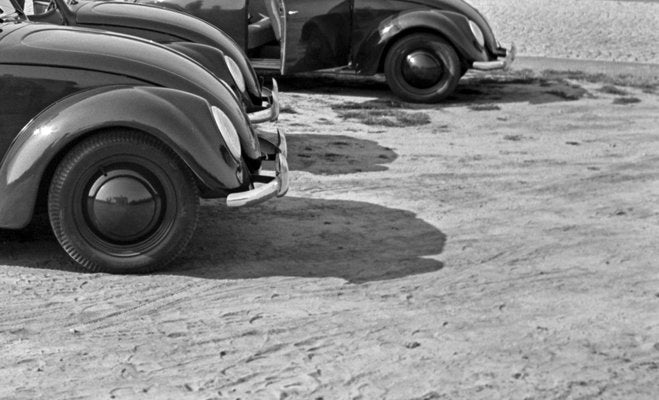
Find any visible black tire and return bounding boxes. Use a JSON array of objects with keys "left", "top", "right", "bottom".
[
  {"left": 48, "top": 130, "right": 199, "bottom": 273},
  {"left": 384, "top": 33, "right": 461, "bottom": 103}
]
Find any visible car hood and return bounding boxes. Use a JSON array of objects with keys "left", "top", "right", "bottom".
[{"left": 74, "top": 1, "right": 261, "bottom": 97}]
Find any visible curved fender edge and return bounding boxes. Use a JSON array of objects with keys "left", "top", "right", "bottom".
[
  {"left": 354, "top": 10, "right": 488, "bottom": 75},
  {"left": 166, "top": 42, "right": 233, "bottom": 89},
  {"left": 166, "top": 42, "right": 262, "bottom": 112},
  {"left": 0, "top": 85, "right": 241, "bottom": 229}
]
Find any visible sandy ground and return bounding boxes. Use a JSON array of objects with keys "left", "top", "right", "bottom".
[{"left": 2, "top": 70, "right": 659, "bottom": 399}]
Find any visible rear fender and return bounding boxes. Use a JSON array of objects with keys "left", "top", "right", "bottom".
[
  {"left": 0, "top": 86, "right": 242, "bottom": 229},
  {"left": 354, "top": 9, "right": 488, "bottom": 75}
]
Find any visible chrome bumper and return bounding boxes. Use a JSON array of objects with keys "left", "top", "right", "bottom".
[
  {"left": 472, "top": 43, "right": 516, "bottom": 71},
  {"left": 247, "top": 79, "right": 280, "bottom": 124},
  {"left": 226, "top": 128, "right": 289, "bottom": 207}
]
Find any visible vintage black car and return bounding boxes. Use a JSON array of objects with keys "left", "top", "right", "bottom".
[
  {"left": 0, "top": 2, "right": 289, "bottom": 273},
  {"left": 18, "top": 0, "right": 280, "bottom": 123},
  {"left": 107, "top": 0, "right": 515, "bottom": 103}
]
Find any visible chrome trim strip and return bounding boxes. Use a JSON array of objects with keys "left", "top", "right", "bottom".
[
  {"left": 251, "top": 58, "right": 282, "bottom": 70},
  {"left": 279, "top": 0, "right": 287, "bottom": 75}
]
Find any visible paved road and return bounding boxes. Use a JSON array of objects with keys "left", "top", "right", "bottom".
[{"left": 470, "top": 0, "right": 659, "bottom": 64}]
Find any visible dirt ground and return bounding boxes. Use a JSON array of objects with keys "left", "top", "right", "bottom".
[{"left": 2, "top": 70, "right": 659, "bottom": 399}]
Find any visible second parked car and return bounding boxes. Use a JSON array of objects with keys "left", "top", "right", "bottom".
[{"left": 100, "top": 0, "right": 516, "bottom": 103}]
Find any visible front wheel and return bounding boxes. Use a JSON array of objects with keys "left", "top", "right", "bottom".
[
  {"left": 384, "top": 33, "right": 461, "bottom": 103},
  {"left": 48, "top": 130, "right": 199, "bottom": 273}
]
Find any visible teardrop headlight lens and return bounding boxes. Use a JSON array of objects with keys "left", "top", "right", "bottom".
[
  {"left": 224, "top": 55, "right": 246, "bottom": 93},
  {"left": 211, "top": 106, "right": 242, "bottom": 160},
  {"left": 469, "top": 20, "right": 485, "bottom": 48}
]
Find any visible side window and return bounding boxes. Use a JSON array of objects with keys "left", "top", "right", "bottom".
[
  {"left": 248, "top": 0, "right": 268, "bottom": 21},
  {"left": 0, "top": 0, "right": 18, "bottom": 12},
  {"left": 0, "top": 0, "right": 19, "bottom": 15}
]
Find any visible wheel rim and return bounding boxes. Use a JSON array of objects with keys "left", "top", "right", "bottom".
[
  {"left": 401, "top": 50, "right": 444, "bottom": 89},
  {"left": 85, "top": 167, "right": 164, "bottom": 244}
]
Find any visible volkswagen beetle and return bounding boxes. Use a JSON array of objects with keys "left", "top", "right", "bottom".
[
  {"left": 17, "top": 0, "right": 280, "bottom": 123},
  {"left": 90, "top": 0, "right": 515, "bottom": 103},
  {"left": 0, "top": 2, "right": 289, "bottom": 273}
]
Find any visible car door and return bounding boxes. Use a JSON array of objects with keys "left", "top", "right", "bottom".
[{"left": 280, "top": 0, "right": 351, "bottom": 74}]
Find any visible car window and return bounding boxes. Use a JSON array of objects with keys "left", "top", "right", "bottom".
[
  {"left": 0, "top": 0, "right": 29, "bottom": 22},
  {"left": 0, "top": 0, "right": 18, "bottom": 17},
  {"left": 0, "top": 0, "right": 12, "bottom": 13},
  {"left": 22, "top": 0, "right": 32, "bottom": 15}
]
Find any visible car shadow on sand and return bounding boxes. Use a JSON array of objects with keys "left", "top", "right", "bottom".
[
  {"left": 176, "top": 197, "right": 445, "bottom": 283},
  {"left": 277, "top": 71, "right": 588, "bottom": 106},
  {"left": 0, "top": 198, "right": 446, "bottom": 283}
]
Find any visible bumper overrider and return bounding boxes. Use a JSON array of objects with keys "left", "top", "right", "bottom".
[
  {"left": 472, "top": 43, "right": 517, "bottom": 71},
  {"left": 247, "top": 79, "right": 280, "bottom": 124},
  {"left": 226, "top": 127, "right": 289, "bottom": 207}
]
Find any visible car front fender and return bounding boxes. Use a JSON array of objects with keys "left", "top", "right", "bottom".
[
  {"left": 0, "top": 85, "right": 242, "bottom": 229},
  {"left": 165, "top": 42, "right": 230, "bottom": 83},
  {"left": 354, "top": 9, "right": 489, "bottom": 75},
  {"left": 165, "top": 41, "right": 255, "bottom": 105}
]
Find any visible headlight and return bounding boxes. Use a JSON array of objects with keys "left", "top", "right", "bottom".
[
  {"left": 469, "top": 20, "right": 485, "bottom": 48},
  {"left": 211, "top": 106, "right": 242, "bottom": 160},
  {"left": 224, "top": 55, "right": 246, "bottom": 93}
]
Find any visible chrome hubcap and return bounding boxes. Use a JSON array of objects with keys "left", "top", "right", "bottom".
[
  {"left": 85, "top": 168, "right": 163, "bottom": 244},
  {"left": 402, "top": 51, "right": 443, "bottom": 89}
]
